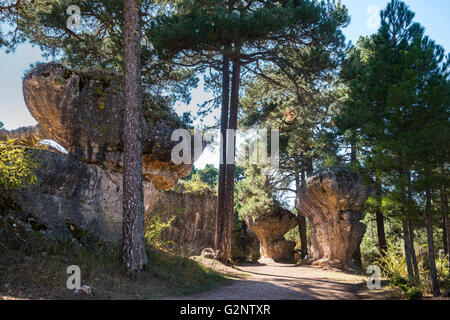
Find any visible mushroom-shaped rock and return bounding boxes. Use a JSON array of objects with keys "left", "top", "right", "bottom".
[
  {"left": 22, "top": 62, "right": 191, "bottom": 189},
  {"left": 245, "top": 205, "right": 299, "bottom": 263},
  {"left": 296, "top": 167, "right": 369, "bottom": 269}
]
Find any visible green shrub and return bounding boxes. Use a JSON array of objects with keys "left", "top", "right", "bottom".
[
  {"left": 236, "top": 165, "right": 274, "bottom": 221},
  {"left": 285, "top": 226, "right": 299, "bottom": 244},
  {"left": 376, "top": 245, "right": 426, "bottom": 299},
  {"left": 0, "top": 139, "right": 39, "bottom": 191},
  {"left": 405, "top": 286, "right": 423, "bottom": 300},
  {"left": 375, "top": 243, "right": 407, "bottom": 279},
  {"left": 440, "top": 277, "right": 450, "bottom": 297},
  {"left": 416, "top": 248, "right": 449, "bottom": 295},
  {"left": 436, "top": 253, "right": 449, "bottom": 278},
  {"left": 183, "top": 175, "right": 215, "bottom": 194},
  {"left": 144, "top": 212, "right": 175, "bottom": 249},
  {"left": 390, "top": 274, "right": 423, "bottom": 299},
  {"left": 390, "top": 274, "right": 408, "bottom": 287}
]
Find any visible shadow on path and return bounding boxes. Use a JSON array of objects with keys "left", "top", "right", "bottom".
[{"left": 164, "top": 262, "right": 399, "bottom": 300}]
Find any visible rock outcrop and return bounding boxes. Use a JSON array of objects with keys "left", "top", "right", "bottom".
[
  {"left": 21, "top": 62, "right": 191, "bottom": 189},
  {"left": 9, "top": 149, "right": 159, "bottom": 242},
  {"left": 2, "top": 62, "right": 196, "bottom": 242},
  {"left": 245, "top": 205, "right": 299, "bottom": 263},
  {"left": 296, "top": 167, "right": 369, "bottom": 269}
]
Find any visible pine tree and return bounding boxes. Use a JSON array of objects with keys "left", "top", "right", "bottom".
[
  {"left": 150, "top": 0, "right": 349, "bottom": 263},
  {"left": 239, "top": 27, "right": 348, "bottom": 258},
  {"left": 0, "top": 0, "right": 196, "bottom": 102},
  {"left": 404, "top": 33, "right": 449, "bottom": 296},
  {"left": 338, "top": 0, "right": 449, "bottom": 295},
  {"left": 122, "top": 0, "right": 147, "bottom": 272}
]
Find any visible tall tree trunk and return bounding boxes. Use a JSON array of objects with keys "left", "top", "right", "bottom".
[
  {"left": 402, "top": 219, "right": 415, "bottom": 286},
  {"left": 217, "top": 53, "right": 240, "bottom": 263},
  {"left": 443, "top": 212, "right": 448, "bottom": 255},
  {"left": 375, "top": 172, "right": 387, "bottom": 255},
  {"left": 305, "top": 157, "right": 313, "bottom": 177},
  {"left": 353, "top": 246, "right": 362, "bottom": 268},
  {"left": 215, "top": 51, "right": 230, "bottom": 251},
  {"left": 350, "top": 140, "right": 361, "bottom": 266},
  {"left": 296, "top": 162, "right": 307, "bottom": 259},
  {"left": 350, "top": 129, "right": 357, "bottom": 163},
  {"left": 406, "top": 172, "right": 419, "bottom": 284},
  {"left": 425, "top": 187, "right": 440, "bottom": 296},
  {"left": 408, "top": 219, "right": 420, "bottom": 284},
  {"left": 122, "top": 0, "right": 147, "bottom": 272},
  {"left": 399, "top": 166, "right": 414, "bottom": 284},
  {"left": 446, "top": 212, "right": 450, "bottom": 274},
  {"left": 298, "top": 215, "right": 307, "bottom": 259},
  {"left": 441, "top": 186, "right": 449, "bottom": 272},
  {"left": 375, "top": 209, "right": 387, "bottom": 254}
]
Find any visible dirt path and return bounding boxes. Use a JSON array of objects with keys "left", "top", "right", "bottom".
[{"left": 169, "top": 261, "right": 400, "bottom": 300}]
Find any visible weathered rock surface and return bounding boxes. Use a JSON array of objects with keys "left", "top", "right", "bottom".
[
  {"left": 21, "top": 62, "right": 191, "bottom": 189},
  {"left": 150, "top": 188, "right": 217, "bottom": 254},
  {"left": 296, "top": 167, "right": 369, "bottom": 269},
  {"left": 245, "top": 205, "right": 299, "bottom": 263},
  {"left": 8, "top": 149, "right": 159, "bottom": 242}
]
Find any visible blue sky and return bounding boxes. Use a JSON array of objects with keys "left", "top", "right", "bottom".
[{"left": 1, "top": 0, "right": 449, "bottom": 168}]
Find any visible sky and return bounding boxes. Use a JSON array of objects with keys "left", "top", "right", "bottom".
[{"left": 0, "top": 0, "right": 449, "bottom": 168}]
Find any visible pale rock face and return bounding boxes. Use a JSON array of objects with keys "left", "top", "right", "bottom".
[
  {"left": 245, "top": 206, "right": 299, "bottom": 263},
  {"left": 4, "top": 63, "right": 196, "bottom": 242},
  {"left": 296, "top": 168, "right": 369, "bottom": 270}
]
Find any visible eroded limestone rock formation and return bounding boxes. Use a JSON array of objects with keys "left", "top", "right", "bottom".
[
  {"left": 1, "top": 62, "right": 196, "bottom": 241},
  {"left": 21, "top": 62, "right": 191, "bottom": 189},
  {"left": 245, "top": 205, "right": 299, "bottom": 263},
  {"left": 296, "top": 167, "right": 369, "bottom": 269}
]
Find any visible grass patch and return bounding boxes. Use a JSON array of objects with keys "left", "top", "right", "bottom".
[{"left": 0, "top": 213, "right": 226, "bottom": 300}]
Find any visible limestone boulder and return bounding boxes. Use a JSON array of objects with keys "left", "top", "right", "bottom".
[
  {"left": 296, "top": 167, "right": 369, "bottom": 269},
  {"left": 0, "top": 62, "right": 202, "bottom": 242},
  {"left": 21, "top": 62, "right": 191, "bottom": 189},
  {"left": 245, "top": 205, "right": 299, "bottom": 263}
]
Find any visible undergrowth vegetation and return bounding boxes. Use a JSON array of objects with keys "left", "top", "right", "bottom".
[
  {"left": 374, "top": 243, "right": 449, "bottom": 299},
  {"left": 0, "top": 138, "right": 40, "bottom": 191},
  {"left": 145, "top": 212, "right": 176, "bottom": 249},
  {"left": 0, "top": 209, "right": 226, "bottom": 300}
]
